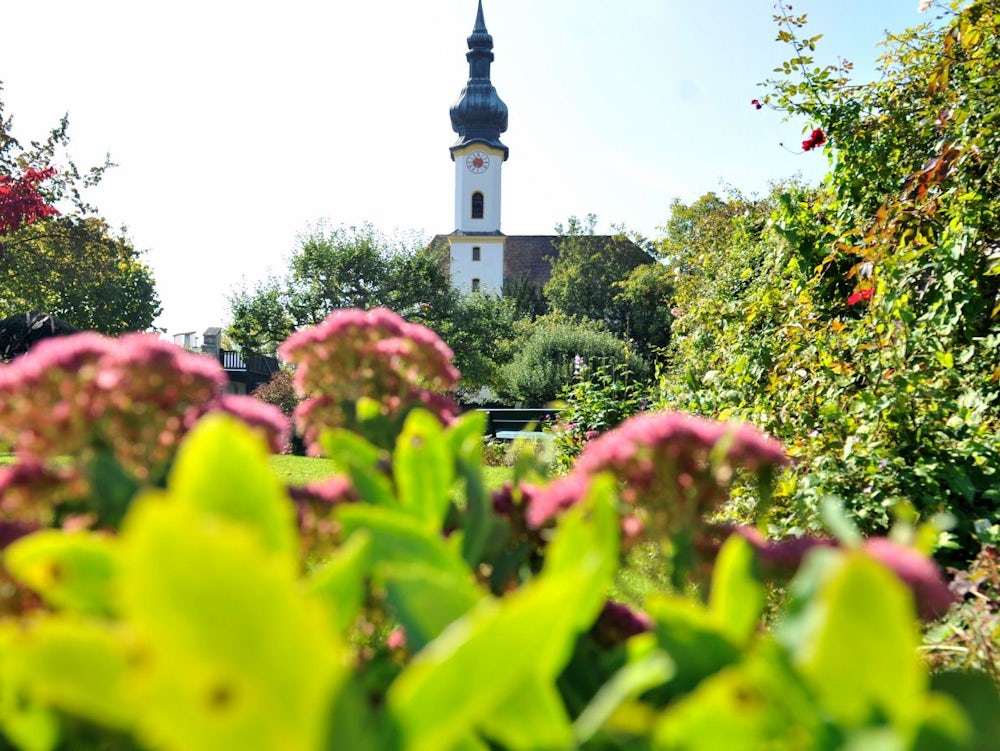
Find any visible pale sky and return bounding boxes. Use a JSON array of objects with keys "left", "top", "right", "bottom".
[{"left": 0, "top": 1, "right": 931, "bottom": 337}]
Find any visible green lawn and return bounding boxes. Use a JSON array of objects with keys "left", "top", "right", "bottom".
[
  {"left": 271, "top": 453, "right": 512, "bottom": 492},
  {"left": 3, "top": 452, "right": 513, "bottom": 493}
]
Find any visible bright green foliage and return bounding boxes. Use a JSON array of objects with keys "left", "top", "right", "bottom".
[
  {"left": 497, "top": 317, "right": 647, "bottom": 406},
  {"left": 0, "top": 91, "right": 159, "bottom": 333},
  {"left": 655, "top": 3, "right": 1000, "bottom": 553},
  {"left": 0, "top": 215, "right": 160, "bottom": 333},
  {"left": 612, "top": 262, "right": 675, "bottom": 355},
  {"left": 548, "top": 361, "right": 652, "bottom": 473},
  {"left": 708, "top": 535, "right": 765, "bottom": 647},
  {"left": 545, "top": 214, "right": 657, "bottom": 341},
  {"left": 3, "top": 531, "right": 116, "bottom": 616},
  {"left": 0, "top": 415, "right": 350, "bottom": 751},
  {"left": 0, "top": 339, "right": 994, "bottom": 749}
]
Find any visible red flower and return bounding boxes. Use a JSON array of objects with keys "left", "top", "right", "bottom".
[
  {"left": 801, "top": 127, "right": 827, "bottom": 151},
  {"left": 751, "top": 99, "right": 763, "bottom": 110},
  {"left": 0, "top": 167, "right": 59, "bottom": 235},
  {"left": 847, "top": 287, "right": 874, "bottom": 305}
]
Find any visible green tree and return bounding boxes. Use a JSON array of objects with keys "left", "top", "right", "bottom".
[
  {"left": 227, "top": 224, "right": 522, "bottom": 396},
  {"left": 502, "top": 275, "right": 548, "bottom": 320},
  {"left": 0, "top": 216, "right": 159, "bottom": 332},
  {"left": 496, "top": 316, "right": 647, "bottom": 406},
  {"left": 544, "top": 214, "right": 654, "bottom": 337},
  {"left": 612, "top": 261, "right": 674, "bottom": 354},
  {"left": 228, "top": 276, "right": 294, "bottom": 357},
  {"left": 657, "top": 0, "right": 1000, "bottom": 553},
  {"left": 1, "top": 84, "right": 158, "bottom": 333},
  {"left": 284, "top": 222, "right": 398, "bottom": 326}
]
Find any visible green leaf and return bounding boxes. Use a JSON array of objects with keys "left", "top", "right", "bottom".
[
  {"left": 0, "top": 625, "right": 62, "bottom": 751},
  {"left": 709, "top": 535, "right": 764, "bottom": 647},
  {"left": 168, "top": 413, "right": 296, "bottom": 557},
  {"left": 645, "top": 595, "right": 741, "bottom": 698},
  {"left": 336, "top": 504, "right": 473, "bottom": 583},
  {"left": 911, "top": 692, "right": 973, "bottom": 751},
  {"left": 117, "top": 498, "right": 347, "bottom": 751},
  {"left": 787, "top": 551, "right": 926, "bottom": 731},
  {"left": 448, "top": 411, "right": 494, "bottom": 568},
  {"left": 86, "top": 449, "right": 142, "bottom": 528},
  {"left": 478, "top": 674, "right": 575, "bottom": 751},
  {"left": 653, "top": 644, "right": 825, "bottom": 751},
  {"left": 382, "top": 563, "right": 484, "bottom": 651},
  {"left": 928, "top": 671, "right": 1000, "bottom": 751},
  {"left": 1, "top": 617, "right": 135, "bottom": 732},
  {"left": 820, "top": 496, "right": 862, "bottom": 547},
  {"left": 394, "top": 409, "right": 453, "bottom": 528},
  {"left": 307, "top": 530, "right": 374, "bottom": 634},
  {"left": 322, "top": 429, "right": 397, "bottom": 508},
  {"left": 4, "top": 530, "right": 117, "bottom": 616},
  {"left": 573, "top": 648, "right": 674, "bottom": 744},
  {"left": 542, "top": 474, "right": 621, "bottom": 631},
  {"left": 388, "top": 567, "right": 592, "bottom": 751},
  {"left": 388, "top": 489, "right": 619, "bottom": 751}
]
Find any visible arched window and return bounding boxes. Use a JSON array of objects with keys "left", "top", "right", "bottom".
[
  {"left": 471, "top": 278, "right": 481, "bottom": 293},
  {"left": 471, "top": 192, "right": 484, "bottom": 219}
]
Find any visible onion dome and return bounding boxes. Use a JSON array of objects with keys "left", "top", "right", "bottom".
[{"left": 450, "top": 0, "right": 509, "bottom": 159}]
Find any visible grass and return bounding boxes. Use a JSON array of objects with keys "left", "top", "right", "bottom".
[
  {"left": 4, "top": 452, "right": 514, "bottom": 493},
  {"left": 271, "top": 453, "right": 512, "bottom": 492}
]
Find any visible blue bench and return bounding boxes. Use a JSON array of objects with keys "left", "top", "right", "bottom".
[{"left": 478, "top": 408, "right": 559, "bottom": 440}]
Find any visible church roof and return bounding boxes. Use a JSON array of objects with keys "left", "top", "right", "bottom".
[
  {"left": 450, "top": 0, "right": 509, "bottom": 159},
  {"left": 431, "top": 234, "right": 653, "bottom": 290}
]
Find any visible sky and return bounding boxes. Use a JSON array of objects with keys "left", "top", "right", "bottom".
[{"left": 0, "top": 0, "right": 933, "bottom": 338}]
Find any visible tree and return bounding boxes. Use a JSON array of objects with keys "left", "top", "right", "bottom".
[
  {"left": 656, "top": 1, "right": 1000, "bottom": 553},
  {"left": 227, "top": 224, "right": 520, "bottom": 396},
  {"left": 544, "top": 214, "right": 656, "bottom": 340},
  {"left": 502, "top": 275, "right": 548, "bottom": 320},
  {"left": 228, "top": 276, "right": 294, "bottom": 357},
  {"left": 612, "top": 261, "right": 674, "bottom": 353},
  {"left": 0, "top": 216, "right": 159, "bottom": 333},
  {"left": 0, "top": 84, "right": 158, "bottom": 332},
  {"left": 496, "top": 316, "right": 647, "bottom": 406}
]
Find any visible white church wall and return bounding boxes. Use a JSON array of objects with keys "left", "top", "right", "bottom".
[
  {"left": 449, "top": 238, "right": 505, "bottom": 295},
  {"left": 452, "top": 145, "right": 504, "bottom": 233}
]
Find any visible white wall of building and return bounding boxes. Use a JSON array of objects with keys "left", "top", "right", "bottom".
[
  {"left": 449, "top": 238, "right": 504, "bottom": 294},
  {"left": 453, "top": 144, "right": 504, "bottom": 233}
]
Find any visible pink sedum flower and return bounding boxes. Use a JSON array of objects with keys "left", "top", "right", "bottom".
[
  {"left": 864, "top": 537, "right": 954, "bottom": 620},
  {"left": 526, "top": 411, "right": 788, "bottom": 530},
  {"left": 213, "top": 394, "right": 292, "bottom": 454},
  {"left": 722, "top": 526, "right": 953, "bottom": 621},
  {"left": 0, "top": 333, "right": 227, "bottom": 480},
  {"left": 279, "top": 308, "right": 459, "bottom": 455}
]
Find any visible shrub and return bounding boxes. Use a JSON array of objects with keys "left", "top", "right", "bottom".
[
  {"left": 496, "top": 319, "right": 647, "bottom": 406},
  {"left": 548, "top": 361, "right": 651, "bottom": 474}
]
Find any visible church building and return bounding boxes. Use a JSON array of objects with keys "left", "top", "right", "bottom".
[{"left": 436, "top": 1, "right": 652, "bottom": 296}]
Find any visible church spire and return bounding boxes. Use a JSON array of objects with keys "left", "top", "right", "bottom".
[{"left": 450, "top": 0, "right": 509, "bottom": 159}]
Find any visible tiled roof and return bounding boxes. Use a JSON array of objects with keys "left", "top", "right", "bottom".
[{"left": 431, "top": 233, "right": 652, "bottom": 289}]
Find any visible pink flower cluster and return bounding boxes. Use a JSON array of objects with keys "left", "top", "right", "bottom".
[
  {"left": 0, "top": 332, "right": 290, "bottom": 510},
  {"left": 279, "top": 308, "right": 459, "bottom": 455},
  {"left": 727, "top": 526, "right": 953, "bottom": 621},
  {"left": 525, "top": 411, "right": 788, "bottom": 530}
]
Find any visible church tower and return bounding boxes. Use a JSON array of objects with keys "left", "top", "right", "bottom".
[{"left": 447, "top": 0, "right": 508, "bottom": 294}]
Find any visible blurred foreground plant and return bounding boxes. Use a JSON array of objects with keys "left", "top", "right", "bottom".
[{"left": 0, "top": 309, "right": 994, "bottom": 750}]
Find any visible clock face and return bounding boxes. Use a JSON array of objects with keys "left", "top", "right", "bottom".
[{"left": 466, "top": 151, "right": 490, "bottom": 174}]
